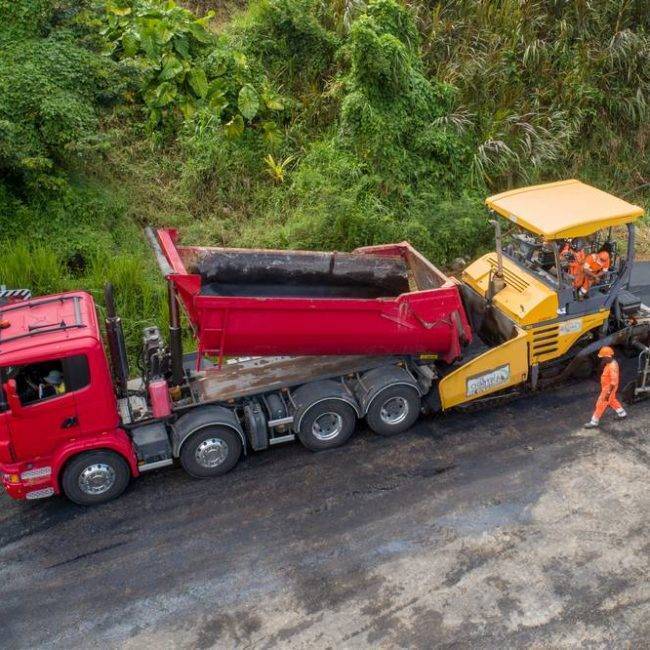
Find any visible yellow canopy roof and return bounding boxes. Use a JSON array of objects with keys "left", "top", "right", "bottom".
[{"left": 485, "top": 180, "right": 644, "bottom": 239}]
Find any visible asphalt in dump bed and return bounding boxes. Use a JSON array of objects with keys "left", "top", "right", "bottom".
[
  {"left": 1, "top": 360, "right": 648, "bottom": 649},
  {"left": 200, "top": 281, "right": 394, "bottom": 299}
]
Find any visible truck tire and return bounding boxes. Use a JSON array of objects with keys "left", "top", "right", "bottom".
[
  {"left": 61, "top": 450, "right": 131, "bottom": 506},
  {"left": 366, "top": 385, "right": 420, "bottom": 436},
  {"left": 179, "top": 426, "right": 242, "bottom": 478},
  {"left": 297, "top": 399, "right": 356, "bottom": 451}
]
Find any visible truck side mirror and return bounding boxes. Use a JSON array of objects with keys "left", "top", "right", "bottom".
[{"left": 4, "top": 379, "right": 23, "bottom": 415}]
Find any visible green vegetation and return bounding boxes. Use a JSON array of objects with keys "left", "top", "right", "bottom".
[{"left": 1, "top": 0, "right": 648, "bottom": 358}]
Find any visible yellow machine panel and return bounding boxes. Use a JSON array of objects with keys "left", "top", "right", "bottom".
[
  {"left": 486, "top": 180, "right": 644, "bottom": 239},
  {"left": 527, "top": 310, "right": 609, "bottom": 364},
  {"left": 438, "top": 328, "right": 529, "bottom": 410},
  {"left": 462, "top": 254, "right": 558, "bottom": 326}
]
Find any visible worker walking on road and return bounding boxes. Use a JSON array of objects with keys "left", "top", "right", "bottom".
[{"left": 584, "top": 346, "right": 627, "bottom": 428}]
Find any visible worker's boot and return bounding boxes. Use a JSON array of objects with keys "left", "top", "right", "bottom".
[
  {"left": 615, "top": 408, "right": 627, "bottom": 420},
  {"left": 584, "top": 418, "right": 600, "bottom": 429}
]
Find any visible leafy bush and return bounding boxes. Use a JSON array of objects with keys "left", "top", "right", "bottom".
[
  {"left": 102, "top": 0, "right": 287, "bottom": 141},
  {"left": 236, "top": 0, "right": 340, "bottom": 87},
  {"left": 0, "top": 0, "right": 125, "bottom": 192},
  {"left": 340, "top": 0, "right": 469, "bottom": 186}
]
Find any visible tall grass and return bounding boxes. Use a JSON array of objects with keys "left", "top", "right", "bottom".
[
  {"left": 0, "top": 243, "right": 69, "bottom": 297},
  {"left": 0, "top": 240, "right": 167, "bottom": 361},
  {"left": 414, "top": 0, "right": 649, "bottom": 191}
]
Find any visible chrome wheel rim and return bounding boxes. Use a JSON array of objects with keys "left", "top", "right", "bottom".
[
  {"left": 379, "top": 396, "right": 409, "bottom": 425},
  {"left": 312, "top": 412, "right": 343, "bottom": 441},
  {"left": 78, "top": 463, "right": 116, "bottom": 496},
  {"left": 195, "top": 438, "right": 228, "bottom": 468}
]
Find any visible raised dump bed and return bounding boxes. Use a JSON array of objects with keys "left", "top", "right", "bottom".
[{"left": 156, "top": 229, "right": 472, "bottom": 365}]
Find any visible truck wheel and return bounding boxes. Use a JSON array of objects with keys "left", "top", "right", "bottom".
[
  {"left": 298, "top": 399, "right": 356, "bottom": 451},
  {"left": 180, "top": 426, "right": 242, "bottom": 478},
  {"left": 61, "top": 451, "right": 131, "bottom": 506},
  {"left": 366, "top": 385, "right": 420, "bottom": 436}
]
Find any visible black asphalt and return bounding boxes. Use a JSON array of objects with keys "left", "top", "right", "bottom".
[
  {"left": 1, "top": 366, "right": 648, "bottom": 648},
  {"left": 630, "top": 262, "right": 650, "bottom": 304}
]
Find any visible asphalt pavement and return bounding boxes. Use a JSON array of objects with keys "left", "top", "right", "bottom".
[
  {"left": 630, "top": 262, "right": 650, "bottom": 304},
  {"left": 1, "top": 363, "right": 649, "bottom": 648}
]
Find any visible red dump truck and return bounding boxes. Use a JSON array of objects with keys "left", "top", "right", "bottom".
[{"left": 0, "top": 230, "right": 472, "bottom": 504}]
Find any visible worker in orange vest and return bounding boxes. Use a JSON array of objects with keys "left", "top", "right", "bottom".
[
  {"left": 559, "top": 239, "right": 585, "bottom": 289},
  {"left": 579, "top": 244, "right": 611, "bottom": 297},
  {"left": 584, "top": 346, "right": 627, "bottom": 428}
]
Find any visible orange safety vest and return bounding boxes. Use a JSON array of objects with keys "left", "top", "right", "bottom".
[
  {"left": 600, "top": 359, "right": 619, "bottom": 393},
  {"left": 581, "top": 251, "right": 610, "bottom": 292},
  {"left": 584, "top": 251, "right": 610, "bottom": 275},
  {"left": 560, "top": 245, "right": 586, "bottom": 288}
]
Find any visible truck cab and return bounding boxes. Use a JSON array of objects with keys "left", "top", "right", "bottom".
[{"left": 0, "top": 293, "right": 137, "bottom": 501}]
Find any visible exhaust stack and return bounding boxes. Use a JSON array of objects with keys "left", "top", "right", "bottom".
[
  {"left": 487, "top": 217, "right": 506, "bottom": 301},
  {"left": 144, "top": 226, "right": 183, "bottom": 386},
  {"left": 104, "top": 283, "right": 129, "bottom": 398},
  {"left": 168, "top": 281, "right": 184, "bottom": 387}
]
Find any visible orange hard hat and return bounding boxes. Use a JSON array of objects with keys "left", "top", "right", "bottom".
[{"left": 598, "top": 346, "right": 614, "bottom": 358}]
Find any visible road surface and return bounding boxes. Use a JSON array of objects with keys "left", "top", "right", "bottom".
[{"left": 1, "top": 363, "right": 649, "bottom": 648}]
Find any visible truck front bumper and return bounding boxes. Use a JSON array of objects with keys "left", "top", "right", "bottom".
[{"left": 1, "top": 463, "right": 56, "bottom": 501}]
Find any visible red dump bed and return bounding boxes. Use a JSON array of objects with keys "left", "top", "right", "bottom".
[{"left": 156, "top": 229, "right": 472, "bottom": 365}]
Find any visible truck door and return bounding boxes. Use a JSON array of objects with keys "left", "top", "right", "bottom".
[
  {"left": 0, "top": 381, "right": 13, "bottom": 463},
  {"left": 64, "top": 352, "right": 118, "bottom": 438},
  {"left": 5, "top": 359, "right": 79, "bottom": 461}
]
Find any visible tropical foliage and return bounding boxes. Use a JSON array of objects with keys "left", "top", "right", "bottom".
[
  {"left": 101, "top": 0, "right": 287, "bottom": 139},
  {"left": 416, "top": 0, "right": 650, "bottom": 188},
  {"left": 0, "top": 0, "right": 648, "bottom": 358},
  {"left": 0, "top": 0, "right": 125, "bottom": 192}
]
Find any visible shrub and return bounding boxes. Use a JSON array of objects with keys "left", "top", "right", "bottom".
[
  {"left": 102, "top": 0, "right": 288, "bottom": 141},
  {"left": 0, "top": 0, "right": 125, "bottom": 192},
  {"left": 237, "top": 0, "right": 340, "bottom": 87}
]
